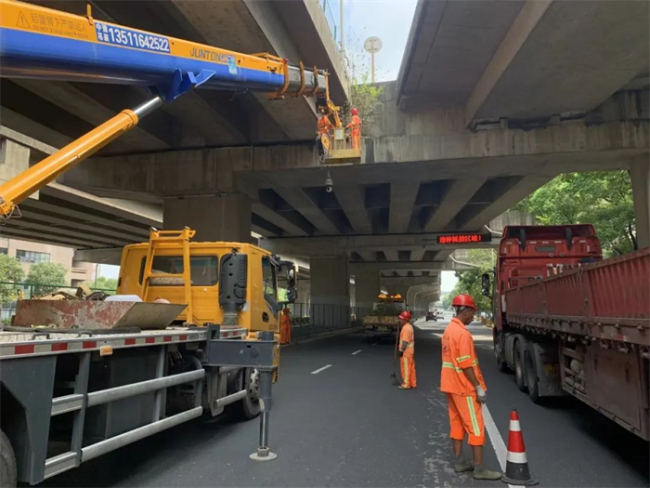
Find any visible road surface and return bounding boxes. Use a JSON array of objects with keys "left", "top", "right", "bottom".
[{"left": 44, "top": 315, "right": 649, "bottom": 487}]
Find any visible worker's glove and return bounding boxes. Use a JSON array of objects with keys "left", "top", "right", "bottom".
[
  {"left": 475, "top": 385, "right": 487, "bottom": 404},
  {"left": 398, "top": 350, "right": 403, "bottom": 357}
]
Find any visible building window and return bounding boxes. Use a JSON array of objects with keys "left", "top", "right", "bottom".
[
  {"left": 16, "top": 250, "right": 51, "bottom": 264},
  {"left": 0, "top": 248, "right": 7, "bottom": 255}
]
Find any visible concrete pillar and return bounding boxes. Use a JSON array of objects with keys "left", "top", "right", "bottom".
[
  {"left": 355, "top": 271, "right": 380, "bottom": 315},
  {"left": 631, "top": 162, "right": 650, "bottom": 249},
  {"left": 297, "top": 278, "right": 310, "bottom": 306},
  {"left": 310, "top": 255, "right": 350, "bottom": 328},
  {"left": 163, "top": 194, "right": 251, "bottom": 242}
]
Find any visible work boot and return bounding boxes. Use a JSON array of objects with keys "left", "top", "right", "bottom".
[
  {"left": 472, "top": 465, "right": 502, "bottom": 481},
  {"left": 397, "top": 385, "right": 411, "bottom": 390},
  {"left": 454, "top": 459, "right": 474, "bottom": 473}
]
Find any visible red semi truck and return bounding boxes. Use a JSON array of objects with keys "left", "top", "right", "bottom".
[{"left": 484, "top": 225, "right": 650, "bottom": 440}]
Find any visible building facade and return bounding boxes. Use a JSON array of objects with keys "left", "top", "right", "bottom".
[{"left": 0, "top": 237, "right": 94, "bottom": 287}]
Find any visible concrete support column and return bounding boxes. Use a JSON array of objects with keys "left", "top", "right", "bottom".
[
  {"left": 297, "top": 278, "right": 311, "bottom": 307},
  {"left": 163, "top": 194, "right": 252, "bottom": 242},
  {"left": 310, "top": 255, "right": 350, "bottom": 328},
  {"left": 355, "top": 271, "right": 380, "bottom": 316},
  {"left": 631, "top": 162, "right": 650, "bottom": 249}
]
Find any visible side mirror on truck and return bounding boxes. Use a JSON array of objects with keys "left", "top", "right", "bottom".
[{"left": 481, "top": 273, "right": 491, "bottom": 297}]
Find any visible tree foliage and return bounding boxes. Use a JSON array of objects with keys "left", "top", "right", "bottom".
[
  {"left": 84, "top": 276, "right": 118, "bottom": 291},
  {"left": 341, "top": 42, "right": 384, "bottom": 134},
  {"left": 27, "top": 263, "right": 67, "bottom": 297},
  {"left": 0, "top": 255, "right": 25, "bottom": 303},
  {"left": 345, "top": 73, "right": 384, "bottom": 134},
  {"left": 446, "top": 250, "right": 495, "bottom": 313},
  {"left": 513, "top": 171, "right": 636, "bottom": 257}
]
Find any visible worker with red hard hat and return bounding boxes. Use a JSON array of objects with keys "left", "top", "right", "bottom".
[
  {"left": 440, "top": 294, "right": 501, "bottom": 481},
  {"left": 347, "top": 107, "right": 362, "bottom": 150},
  {"left": 398, "top": 309, "right": 417, "bottom": 390}
]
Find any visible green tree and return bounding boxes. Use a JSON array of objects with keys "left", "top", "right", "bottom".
[
  {"left": 86, "top": 276, "right": 118, "bottom": 291},
  {"left": 514, "top": 171, "right": 636, "bottom": 257},
  {"left": 27, "top": 262, "right": 67, "bottom": 297},
  {"left": 0, "top": 254, "right": 25, "bottom": 303},
  {"left": 345, "top": 73, "right": 384, "bottom": 134}
]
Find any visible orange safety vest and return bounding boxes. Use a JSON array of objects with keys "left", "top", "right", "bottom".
[
  {"left": 317, "top": 116, "right": 334, "bottom": 135},
  {"left": 347, "top": 114, "right": 362, "bottom": 135},
  {"left": 440, "top": 318, "right": 486, "bottom": 395},
  {"left": 400, "top": 322, "right": 415, "bottom": 358}
]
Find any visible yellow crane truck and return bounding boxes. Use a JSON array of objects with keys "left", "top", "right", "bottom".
[{"left": 0, "top": 0, "right": 345, "bottom": 484}]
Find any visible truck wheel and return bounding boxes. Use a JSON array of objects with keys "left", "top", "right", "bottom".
[
  {"left": 234, "top": 368, "right": 261, "bottom": 420},
  {"left": 493, "top": 329, "right": 508, "bottom": 372},
  {"left": 524, "top": 343, "right": 541, "bottom": 403},
  {"left": 514, "top": 338, "right": 528, "bottom": 392},
  {"left": 1, "top": 429, "right": 17, "bottom": 488}
]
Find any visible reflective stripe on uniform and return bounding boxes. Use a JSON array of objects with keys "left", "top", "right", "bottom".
[
  {"left": 442, "top": 361, "right": 462, "bottom": 372},
  {"left": 403, "top": 357, "right": 409, "bottom": 384},
  {"left": 456, "top": 355, "right": 471, "bottom": 362},
  {"left": 466, "top": 396, "right": 480, "bottom": 436}
]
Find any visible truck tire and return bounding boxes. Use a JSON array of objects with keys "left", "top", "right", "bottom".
[
  {"left": 493, "top": 329, "right": 508, "bottom": 372},
  {"left": 1, "top": 429, "right": 17, "bottom": 488},
  {"left": 524, "top": 342, "right": 541, "bottom": 403},
  {"left": 514, "top": 338, "right": 528, "bottom": 392},
  {"left": 234, "top": 368, "right": 261, "bottom": 420}
]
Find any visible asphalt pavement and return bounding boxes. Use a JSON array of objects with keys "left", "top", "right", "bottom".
[{"left": 44, "top": 315, "right": 649, "bottom": 487}]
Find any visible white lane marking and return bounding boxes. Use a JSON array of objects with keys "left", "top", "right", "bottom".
[
  {"left": 351, "top": 350, "right": 362, "bottom": 356},
  {"left": 311, "top": 364, "right": 332, "bottom": 375},
  {"left": 482, "top": 404, "right": 517, "bottom": 488}
]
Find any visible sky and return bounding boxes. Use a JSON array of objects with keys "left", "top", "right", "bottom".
[{"left": 325, "top": 0, "right": 418, "bottom": 82}]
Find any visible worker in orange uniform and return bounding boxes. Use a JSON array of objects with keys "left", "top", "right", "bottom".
[
  {"left": 280, "top": 307, "right": 292, "bottom": 345},
  {"left": 347, "top": 107, "right": 362, "bottom": 150},
  {"left": 398, "top": 310, "right": 416, "bottom": 390},
  {"left": 441, "top": 294, "right": 502, "bottom": 481},
  {"left": 316, "top": 111, "right": 334, "bottom": 158}
]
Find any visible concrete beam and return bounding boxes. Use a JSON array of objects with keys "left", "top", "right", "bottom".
[
  {"left": 409, "top": 249, "right": 426, "bottom": 261},
  {"left": 274, "top": 188, "right": 339, "bottom": 235},
  {"left": 356, "top": 251, "right": 377, "bottom": 262},
  {"left": 384, "top": 250, "right": 399, "bottom": 262},
  {"left": 0, "top": 107, "right": 73, "bottom": 151},
  {"left": 13, "top": 79, "right": 169, "bottom": 151},
  {"left": 351, "top": 261, "right": 468, "bottom": 273},
  {"left": 380, "top": 277, "right": 438, "bottom": 288},
  {"left": 389, "top": 183, "right": 419, "bottom": 233},
  {"left": 74, "top": 247, "right": 123, "bottom": 265},
  {"left": 334, "top": 185, "right": 372, "bottom": 234},
  {"left": 19, "top": 198, "right": 151, "bottom": 239},
  {"left": 252, "top": 202, "right": 309, "bottom": 237},
  {"left": 424, "top": 179, "right": 487, "bottom": 232},
  {"left": 458, "top": 175, "right": 552, "bottom": 230},
  {"left": 262, "top": 232, "right": 494, "bottom": 256},
  {"left": 464, "top": 0, "right": 553, "bottom": 125}
]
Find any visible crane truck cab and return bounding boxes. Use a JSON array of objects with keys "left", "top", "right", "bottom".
[{"left": 117, "top": 231, "right": 297, "bottom": 334}]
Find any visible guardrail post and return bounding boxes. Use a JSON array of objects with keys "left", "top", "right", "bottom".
[{"left": 250, "top": 331, "right": 277, "bottom": 462}]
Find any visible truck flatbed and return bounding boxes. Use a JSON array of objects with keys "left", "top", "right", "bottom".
[{"left": 0, "top": 326, "right": 247, "bottom": 359}]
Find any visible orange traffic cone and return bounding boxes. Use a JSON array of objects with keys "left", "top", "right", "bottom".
[{"left": 502, "top": 409, "right": 538, "bottom": 486}]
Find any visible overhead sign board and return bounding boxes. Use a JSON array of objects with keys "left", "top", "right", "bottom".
[{"left": 436, "top": 233, "right": 492, "bottom": 245}]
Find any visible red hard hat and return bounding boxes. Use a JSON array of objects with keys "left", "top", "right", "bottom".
[
  {"left": 451, "top": 294, "right": 477, "bottom": 309},
  {"left": 351, "top": 107, "right": 359, "bottom": 115},
  {"left": 398, "top": 310, "right": 412, "bottom": 321}
]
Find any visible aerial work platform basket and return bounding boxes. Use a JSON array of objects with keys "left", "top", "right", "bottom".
[{"left": 321, "top": 129, "right": 362, "bottom": 165}]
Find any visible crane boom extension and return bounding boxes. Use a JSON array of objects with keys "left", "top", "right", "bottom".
[{"left": 0, "top": 0, "right": 340, "bottom": 220}]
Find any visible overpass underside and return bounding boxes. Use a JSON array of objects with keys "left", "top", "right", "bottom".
[{"left": 2, "top": 1, "right": 648, "bottom": 323}]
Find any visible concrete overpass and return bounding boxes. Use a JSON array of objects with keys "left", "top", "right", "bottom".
[
  {"left": 2, "top": 0, "right": 648, "bottom": 323},
  {"left": 2, "top": 0, "right": 348, "bottom": 152}
]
